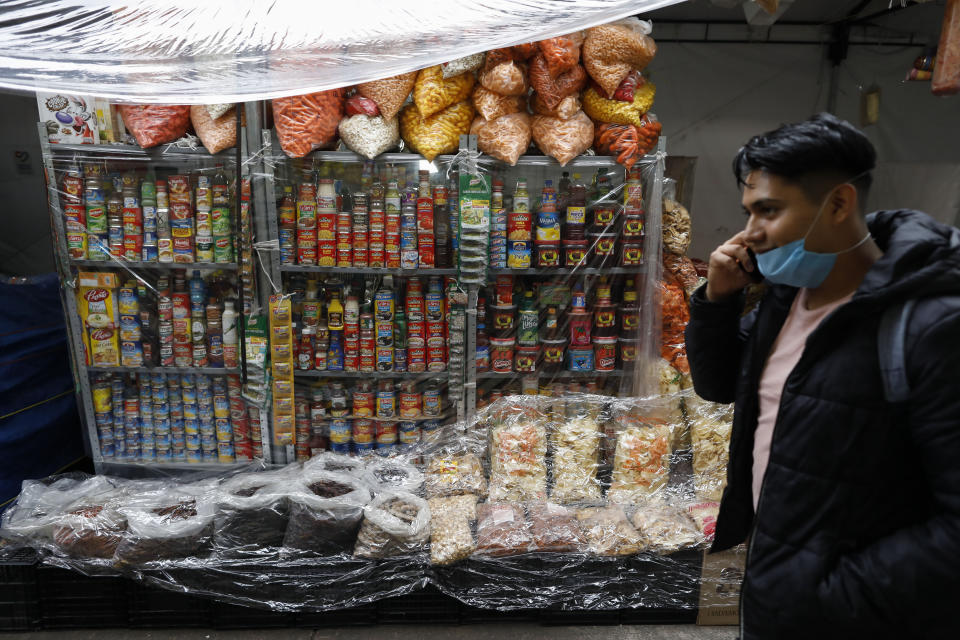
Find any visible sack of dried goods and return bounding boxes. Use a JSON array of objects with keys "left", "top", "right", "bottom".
[
  {"left": 592, "top": 116, "right": 661, "bottom": 170},
  {"left": 272, "top": 89, "right": 346, "bottom": 158},
  {"left": 190, "top": 104, "right": 236, "bottom": 155},
  {"left": 339, "top": 113, "right": 400, "bottom": 160},
  {"left": 283, "top": 469, "right": 370, "bottom": 554},
  {"left": 353, "top": 491, "right": 430, "bottom": 558},
  {"left": 582, "top": 79, "right": 656, "bottom": 127},
  {"left": 488, "top": 419, "right": 547, "bottom": 502},
  {"left": 442, "top": 53, "right": 484, "bottom": 79},
  {"left": 528, "top": 54, "right": 587, "bottom": 110},
  {"left": 531, "top": 110, "right": 594, "bottom": 166},
  {"left": 357, "top": 71, "right": 417, "bottom": 121},
  {"left": 471, "top": 112, "right": 532, "bottom": 166},
  {"left": 400, "top": 100, "right": 475, "bottom": 161},
  {"left": 118, "top": 105, "right": 191, "bottom": 148},
  {"left": 424, "top": 452, "right": 487, "bottom": 499},
  {"left": 530, "top": 93, "right": 581, "bottom": 120},
  {"left": 116, "top": 481, "right": 217, "bottom": 565},
  {"left": 608, "top": 415, "right": 674, "bottom": 504},
  {"left": 576, "top": 505, "right": 644, "bottom": 556},
  {"left": 474, "top": 502, "right": 532, "bottom": 557},
  {"left": 479, "top": 61, "right": 528, "bottom": 97},
  {"left": 213, "top": 469, "right": 293, "bottom": 554},
  {"left": 413, "top": 66, "right": 475, "bottom": 119},
  {"left": 527, "top": 502, "right": 586, "bottom": 553},
  {"left": 472, "top": 85, "right": 525, "bottom": 122},
  {"left": 428, "top": 494, "right": 477, "bottom": 565},
  {"left": 583, "top": 19, "right": 657, "bottom": 97},
  {"left": 549, "top": 415, "right": 603, "bottom": 504}
]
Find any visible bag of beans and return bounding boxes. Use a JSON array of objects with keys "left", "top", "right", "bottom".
[
  {"left": 118, "top": 105, "right": 191, "bottom": 148},
  {"left": 283, "top": 469, "right": 370, "bottom": 554},
  {"left": 190, "top": 105, "right": 236, "bottom": 155},
  {"left": 1, "top": 475, "right": 116, "bottom": 547},
  {"left": 53, "top": 489, "right": 127, "bottom": 560},
  {"left": 358, "top": 71, "right": 417, "bottom": 121}
]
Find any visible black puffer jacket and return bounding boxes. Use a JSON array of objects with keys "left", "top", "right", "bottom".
[{"left": 686, "top": 210, "right": 960, "bottom": 639}]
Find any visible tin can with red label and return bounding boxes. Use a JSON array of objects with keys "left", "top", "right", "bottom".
[
  {"left": 621, "top": 243, "right": 643, "bottom": 266},
  {"left": 508, "top": 211, "right": 533, "bottom": 240},
  {"left": 369, "top": 246, "right": 385, "bottom": 268},
  {"left": 353, "top": 419, "right": 374, "bottom": 450},
  {"left": 619, "top": 337, "right": 639, "bottom": 366},
  {"left": 63, "top": 174, "right": 83, "bottom": 204},
  {"left": 317, "top": 212, "right": 336, "bottom": 240},
  {"left": 353, "top": 389, "right": 375, "bottom": 417},
  {"left": 407, "top": 321, "right": 426, "bottom": 348},
  {"left": 536, "top": 243, "right": 561, "bottom": 267},
  {"left": 515, "top": 345, "right": 539, "bottom": 373},
  {"left": 564, "top": 240, "right": 588, "bottom": 267},
  {"left": 297, "top": 245, "right": 317, "bottom": 266},
  {"left": 318, "top": 240, "right": 336, "bottom": 266},
  {"left": 360, "top": 348, "right": 376, "bottom": 372},
  {"left": 427, "top": 346, "right": 446, "bottom": 370},
  {"left": 623, "top": 215, "right": 644, "bottom": 238},
  {"left": 426, "top": 321, "right": 445, "bottom": 348},
  {"left": 594, "top": 336, "right": 617, "bottom": 372},
  {"left": 490, "top": 337, "right": 514, "bottom": 373},
  {"left": 418, "top": 234, "right": 435, "bottom": 268},
  {"left": 399, "top": 385, "right": 420, "bottom": 418},
  {"left": 337, "top": 241, "right": 352, "bottom": 267},
  {"left": 408, "top": 346, "right": 427, "bottom": 372}
]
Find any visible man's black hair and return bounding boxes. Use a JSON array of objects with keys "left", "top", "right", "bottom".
[{"left": 733, "top": 113, "right": 877, "bottom": 206}]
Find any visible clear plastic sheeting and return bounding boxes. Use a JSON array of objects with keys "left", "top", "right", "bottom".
[
  {"left": 0, "top": 1, "right": 685, "bottom": 103},
  {"left": 0, "top": 391, "right": 735, "bottom": 613}
]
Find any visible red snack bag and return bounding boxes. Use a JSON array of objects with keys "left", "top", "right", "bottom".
[
  {"left": 272, "top": 89, "right": 346, "bottom": 158},
  {"left": 612, "top": 71, "right": 645, "bottom": 102},
  {"left": 117, "top": 105, "right": 190, "bottom": 148},
  {"left": 529, "top": 54, "right": 587, "bottom": 110},
  {"left": 345, "top": 96, "right": 381, "bottom": 117},
  {"left": 538, "top": 35, "right": 581, "bottom": 77}
]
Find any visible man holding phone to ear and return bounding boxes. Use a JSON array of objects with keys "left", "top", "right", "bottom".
[{"left": 686, "top": 113, "right": 960, "bottom": 639}]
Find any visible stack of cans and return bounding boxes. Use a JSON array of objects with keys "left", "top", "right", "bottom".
[
  {"left": 197, "top": 375, "right": 217, "bottom": 462},
  {"left": 227, "top": 374, "right": 252, "bottom": 461},
  {"left": 138, "top": 376, "right": 156, "bottom": 462},
  {"left": 167, "top": 373, "right": 186, "bottom": 460},
  {"left": 212, "top": 376, "right": 235, "bottom": 463},
  {"left": 92, "top": 378, "right": 115, "bottom": 458},
  {"left": 151, "top": 373, "right": 173, "bottom": 462}
]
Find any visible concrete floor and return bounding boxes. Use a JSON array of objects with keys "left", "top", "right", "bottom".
[{"left": 2, "top": 625, "right": 739, "bottom": 639}]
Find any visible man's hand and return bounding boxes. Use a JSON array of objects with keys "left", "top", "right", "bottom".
[{"left": 706, "top": 231, "right": 755, "bottom": 302}]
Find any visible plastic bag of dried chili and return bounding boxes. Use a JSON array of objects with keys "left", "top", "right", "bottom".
[
  {"left": 272, "top": 89, "right": 346, "bottom": 158},
  {"left": 117, "top": 105, "right": 191, "bottom": 149},
  {"left": 593, "top": 115, "right": 662, "bottom": 170}
]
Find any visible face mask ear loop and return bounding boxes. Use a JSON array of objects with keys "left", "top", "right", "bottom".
[{"left": 802, "top": 169, "right": 872, "bottom": 250}]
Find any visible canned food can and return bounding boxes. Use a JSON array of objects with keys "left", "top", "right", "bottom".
[{"left": 398, "top": 421, "right": 420, "bottom": 445}]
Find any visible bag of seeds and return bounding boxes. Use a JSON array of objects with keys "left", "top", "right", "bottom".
[
  {"left": 213, "top": 469, "right": 294, "bottom": 555},
  {"left": 283, "top": 469, "right": 370, "bottom": 554},
  {"left": 354, "top": 490, "right": 430, "bottom": 558},
  {"left": 116, "top": 481, "right": 217, "bottom": 565}
]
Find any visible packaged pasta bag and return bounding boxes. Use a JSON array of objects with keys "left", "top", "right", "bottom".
[
  {"left": 472, "top": 85, "right": 526, "bottom": 122},
  {"left": 190, "top": 104, "right": 236, "bottom": 155},
  {"left": 353, "top": 490, "right": 430, "bottom": 558},
  {"left": 272, "top": 89, "right": 346, "bottom": 158},
  {"left": 115, "top": 480, "right": 217, "bottom": 565},
  {"left": 576, "top": 505, "right": 643, "bottom": 556},
  {"left": 471, "top": 112, "right": 532, "bottom": 166},
  {"left": 582, "top": 80, "right": 656, "bottom": 127},
  {"left": 424, "top": 451, "right": 487, "bottom": 499},
  {"left": 583, "top": 19, "right": 657, "bottom": 97},
  {"left": 213, "top": 468, "right": 294, "bottom": 555},
  {"left": 531, "top": 110, "right": 594, "bottom": 166},
  {"left": 283, "top": 469, "right": 370, "bottom": 554},
  {"left": 527, "top": 502, "right": 586, "bottom": 553},
  {"left": 549, "top": 414, "right": 603, "bottom": 504},
  {"left": 488, "top": 417, "right": 548, "bottom": 502},
  {"left": 608, "top": 413, "right": 674, "bottom": 505},
  {"left": 413, "top": 66, "right": 475, "bottom": 119},
  {"left": 537, "top": 33, "right": 583, "bottom": 77},
  {"left": 357, "top": 71, "right": 417, "bottom": 121},
  {"left": 479, "top": 61, "right": 528, "bottom": 97},
  {"left": 399, "top": 100, "right": 474, "bottom": 161},
  {"left": 531, "top": 93, "right": 581, "bottom": 120},
  {"left": 630, "top": 505, "right": 701, "bottom": 554},
  {"left": 428, "top": 494, "right": 477, "bottom": 565},
  {"left": 688, "top": 398, "right": 734, "bottom": 502},
  {"left": 528, "top": 54, "right": 587, "bottom": 110},
  {"left": 118, "top": 105, "right": 191, "bottom": 148},
  {"left": 474, "top": 502, "right": 532, "bottom": 557}
]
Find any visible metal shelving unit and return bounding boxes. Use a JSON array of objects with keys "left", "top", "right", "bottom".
[
  {"left": 280, "top": 265, "right": 458, "bottom": 276},
  {"left": 70, "top": 259, "right": 238, "bottom": 271},
  {"left": 294, "top": 370, "right": 449, "bottom": 380}
]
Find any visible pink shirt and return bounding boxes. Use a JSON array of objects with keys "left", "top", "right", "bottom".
[{"left": 752, "top": 288, "right": 853, "bottom": 510}]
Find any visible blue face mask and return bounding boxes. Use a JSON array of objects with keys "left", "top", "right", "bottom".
[{"left": 755, "top": 181, "right": 872, "bottom": 288}]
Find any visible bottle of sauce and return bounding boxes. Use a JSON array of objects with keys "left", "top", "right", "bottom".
[
  {"left": 620, "top": 279, "right": 640, "bottom": 338},
  {"left": 299, "top": 325, "right": 315, "bottom": 370},
  {"left": 327, "top": 289, "right": 344, "bottom": 331},
  {"left": 476, "top": 322, "right": 490, "bottom": 373},
  {"left": 433, "top": 185, "right": 451, "bottom": 268},
  {"left": 592, "top": 279, "right": 618, "bottom": 338},
  {"left": 222, "top": 300, "right": 238, "bottom": 368},
  {"left": 206, "top": 297, "right": 224, "bottom": 367}
]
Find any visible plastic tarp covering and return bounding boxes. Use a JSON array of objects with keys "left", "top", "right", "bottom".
[
  {"left": 0, "top": 274, "right": 84, "bottom": 504},
  {"left": 0, "top": 0, "right": 684, "bottom": 103},
  {"left": 0, "top": 391, "right": 735, "bottom": 612}
]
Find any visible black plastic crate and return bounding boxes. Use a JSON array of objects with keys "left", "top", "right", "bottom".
[
  {"left": 538, "top": 608, "right": 623, "bottom": 626},
  {"left": 127, "top": 582, "right": 211, "bottom": 628},
  {"left": 376, "top": 586, "right": 460, "bottom": 624},
  {"left": 36, "top": 565, "right": 128, "bottom": 629},
  {"left": 209, "top": 600, "right": 297, "bottom": 629},
  {"left": 458, "top": 605, "right": 540, "bottom": 625},
  {"left": 0, "top": 547, "right": 40, "bottom": 632},
  {"left": 619, "top": 607, "right": 697, "bottom": 625},
  {"left": 295, "top": 603, "right": 377, "bottom": 628}
]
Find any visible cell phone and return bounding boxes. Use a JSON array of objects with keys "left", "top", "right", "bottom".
[{"left": 739, "top": 247, "right": 764, "bottom": 283}]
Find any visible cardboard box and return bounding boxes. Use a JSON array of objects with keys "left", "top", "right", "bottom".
[
  {"left": 697, "top": 545, "right": 746, "bottom": 626},
  {"left": 37, "top": 93, "right": 99, "bottom": 144}
]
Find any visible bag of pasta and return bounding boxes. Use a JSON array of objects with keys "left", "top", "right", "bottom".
[
  {"left": 531, "top": 110, "right": 594, "bottom": 166},
  {"left": 549, "top": 414, "right": 602, "bottom": 504},
  {"left": 472, "top": 85, "right": 525, "bottom": 122},
  {"left": 479, "top": 61, "right": 528, "bottom": 97},
  {"left": 118, "top": 105, "right": 191, "bottom": 148},
  {"left": 400, "top": 101, "right": 474, "bottom": 161},
  {"left": 488, "top": 417, "right": 547, "bottom": 502},
  {"left": 353, "top": 491, "right": 430, "bottom": 558},
  {"left": 583, "top": 19, "right": 657, "bottom": 97},
  {"left": 190, "top": 104, "right": 236, "bottom": 155},
  {"left": 428, "top": 494, "right": 477, "bottom": 565},
  {"left": 413, "top": 66, "right": 475, "bottom": 119},
  {"left": 576, "top": 505, "right": 644, "bottom": 556},
  {"left": 357, "top": 71, "right": 417, "bottom": 120},
  {"left": 283, "top": 469, "right": 370, "bottom": 554},
  {"left": 608, "top": 413, "right": 674, "bottom": 505},
  {"left": 272, "top": 89, "right": 346, "bottom": 158},
  {"left": 471, "top": 112, "right": 532, "bottom": 166}
]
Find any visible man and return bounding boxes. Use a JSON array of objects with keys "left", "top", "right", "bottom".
[{"left": 685, "top": 113, "right": 960, "bottom": 639}]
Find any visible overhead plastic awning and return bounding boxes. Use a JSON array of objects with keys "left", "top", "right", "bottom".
[{"left": 0, "top": 0, "right": 685, "bottom": 103}]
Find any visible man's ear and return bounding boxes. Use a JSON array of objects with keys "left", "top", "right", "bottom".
[{"left": 829, "top": 183, "right": 859, "bottom": 225}]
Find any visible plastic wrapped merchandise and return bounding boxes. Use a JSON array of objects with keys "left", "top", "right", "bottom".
[
  {"left": 582, "top": 19, "right": 657, "bottom": 97},
  {"left": 688, "top": 399, "right": 733, "bottom": 502},
  {"left": 116, "top": 481, "right": 217, "bottom": 565},
  {"left": 664, "top": 253, "right": 700, "bottom": 298},
  {"left": 338, "top": 114, "right": 400, "bottom": 160},
  {"left": 442, "top": 53, "right": 485, "bottom": 79},
  {"left": 608, "top": 414, "right": 673, "bottom": 504},
  {"left": 479, "top": 61, "right": 529, "bottom": 97},
  {"left": 631, "top": 505, "right": 701, "bottom": 554},
  {"left": 52, "top": 491, "right": 127, "bottom": 559},
  {"left": 593, "top": 118, "right": 661, "bottom": 171},
  {"left": 472, "top": 85, "right": 525, "bottom": 122},
  {"left": 117, "top": 105, "right": 191, "bottom": 148},
  {"left": 470, "top": 112, "right": 532, "bottom": 166},
  {"left": 528, "top": 55, "right": 587, "bottom": 110},
  {"left": 357, "top": 71, "right": 418, "bottom": 121},
  {"left": 660, "top": 278, "right": 691, "bottom": 374},
  {"left": 1, "top": 475, "right": 117, "bottom": 546},
  {"left": 190, "top": 104, "right": 236, "bottom": 155},
  {"left": 304, "top": 451, "right": 367, "bottom": 478},
  {"left": 424, "top": 452, "right": 488, "bottom": 499},
  {"left": 283, "top": 469, "right": 370, "bottom": 554},
  {"left": 399, "top": 100, "right": 475, "bottom": 162},
  {"left": 363, "top": 458, "right": 425, "bottom": 495},
  {"left": 272, "top": 89, "right": 346, "bottom": 158},
  {"left": 474, "top": 502, "right": 532, "bottom": 557},
  {"left": 531, "top": 93, "right": 581, "bottom": 120},
  {"left": 354, "top": 491, "right": 431, "bottom": 558},
  {"left": 582, "top": 81, "right": 656, "bottom": 127},
  {"left": 575, "top": 504, "right": 643, "bottom": 556},
  {"left": 531, "top": 110, "right": 594, "bottom": 166},
  {"left": 527, "top": 502, "right": 586, "bottom": 553},
  {"left": 537, "top": 33, "right": 584, "bottom": 76},
  {"left": 213, "top": 470, "right": 293, "bottom": 555},
  {"left": 413, "top": 66, "right": 475, "bottom": 119},
  {"left": 488, "top": 417, "right": 547, "bottom": 502},
  {"left": 206, "top": 103, "right": 234, "bottom": 119},
  {"left": 686, "top": 501, "right": 719, "bottom": 542},
  {"left": 550, "top": 414, "right": 602, "bottom": 504},
  {"left": 428, "top": 494, "right": 477, "bottom": 565},
  {"left": 662, "top": 197, "right": 692, "bottom": 256}
]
